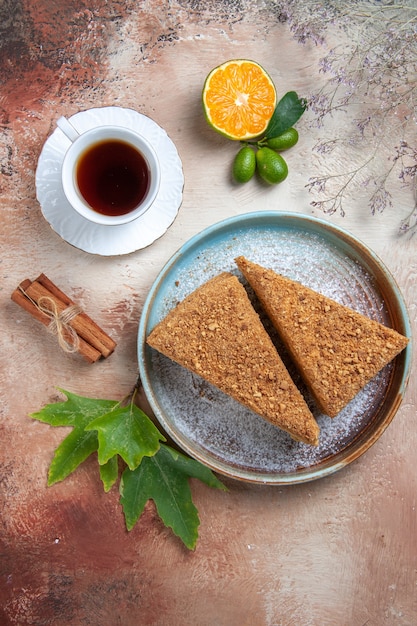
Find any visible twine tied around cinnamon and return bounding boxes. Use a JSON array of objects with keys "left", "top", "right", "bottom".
[
  {"left": 19, "top": 286, "right": 83, "bottom": 353},
  {"left": 12, "top": 274, "right": 117, "bottom": 363}
]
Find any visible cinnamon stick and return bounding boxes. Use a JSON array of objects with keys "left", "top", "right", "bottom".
[
  {"left": 11, "top": 280, "right": 102, "bottom": 363},
  {"left": 12, "top": 279, "right": 52, "bottom": 326},
  {"left": 35, "top": 274, "right": 116, "bottom": 357},
  {"left": 11, "top": 275, "right": 116, "bottom": 363}
]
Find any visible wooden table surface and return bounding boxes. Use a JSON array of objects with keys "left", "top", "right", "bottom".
[{"left": 1, "top": 2, "right": 416, "bottom": 625}]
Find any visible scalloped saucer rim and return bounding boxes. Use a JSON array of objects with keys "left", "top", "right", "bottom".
[{"left": 35, "top": 106, "right": 184, "bottom": 256}]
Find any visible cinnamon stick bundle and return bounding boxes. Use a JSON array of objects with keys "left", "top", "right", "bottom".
[{"left": 11, "top": 274, "right": 116, "bottom": 363}]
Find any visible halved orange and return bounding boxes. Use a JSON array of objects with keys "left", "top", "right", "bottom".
[{"left": 202, "top": 59, "right": 277, "bottom": 141}]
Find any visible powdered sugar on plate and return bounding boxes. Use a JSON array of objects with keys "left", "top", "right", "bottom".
[{"left": 139, "top": 213, "right": 408, "bottom": 483}]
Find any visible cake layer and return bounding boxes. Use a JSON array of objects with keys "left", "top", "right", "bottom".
[
  {"left": 235, "top": 256, "right": 409, "bottom": 417},
  {"left": 147, "top": 272, "right": 319, "bottom": 445}
]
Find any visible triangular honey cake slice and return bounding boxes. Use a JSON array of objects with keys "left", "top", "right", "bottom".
[
  {"left": 235, "top": 256, "right": 409, "bottom": 417},
  {"left": 147, "top": 272, "right": 319, "bottom": 445}
]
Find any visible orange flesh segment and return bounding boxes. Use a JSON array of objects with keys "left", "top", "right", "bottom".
[{"left": 204, "top": 61, "right": 276, "bottom": 140}]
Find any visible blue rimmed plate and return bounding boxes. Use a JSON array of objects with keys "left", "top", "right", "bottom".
[{"left": 138, "top": 212, "right": 411, "bottom": 484}]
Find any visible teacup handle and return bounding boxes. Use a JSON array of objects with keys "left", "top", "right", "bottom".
[{"left": 57, "top": 116, "right": 80, "bottom": 143}]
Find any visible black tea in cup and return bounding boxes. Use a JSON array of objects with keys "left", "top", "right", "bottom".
[{"left": 76, "top": 139, "right": 150, "bottom": 216}]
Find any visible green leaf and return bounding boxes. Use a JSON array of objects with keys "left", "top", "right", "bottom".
[
  {"left": 265, "top": 91, "right": 307, "bottom": 139},
  {"left": 85, "top": 403, "right": 165, "bottom": 470},
  {"left": 31, "top": 388, "right": 119, "bottom": 427},
  {"left": 99, "top": 455, "right": 119, "bottom": 492},
  {"left": 30, "top": 388, "right": 119, "bottom": 485},
  {"left": 120, "top": 443, "right": 227, "bottom": 550},
  {"left": 32, "top": 388, "right": 228, "bottom": 550},
  {"left": 47, "top": 428, "right": 98, "bottom": 486}
]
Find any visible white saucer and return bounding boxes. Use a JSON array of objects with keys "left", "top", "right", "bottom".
[{"left": 35, "top": 107, "right": 184, "bottom": 256}]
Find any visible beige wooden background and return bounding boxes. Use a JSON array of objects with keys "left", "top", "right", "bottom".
[{"left": 1, "top": 2, "right": 416, "bottom": 624}]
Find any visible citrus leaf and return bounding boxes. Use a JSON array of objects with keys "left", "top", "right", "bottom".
[
  {"left": 99, "top": 455, "right": 119, "bottom": 492},
  {"left": 120, "top": 443, "right": 227, "bottom": 550},
  {"left": 265, "top": 91, "right": 307, "bottom": 139},
  {"left": 30, "top": 388, "right": 119, "bottom": 485},
  {"left": 85, "top": 404, "right": 165, "bottom": 470}
]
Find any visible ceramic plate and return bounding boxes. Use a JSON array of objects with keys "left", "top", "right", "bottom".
[
  {"left": 138, "top": 212, "right": 411, "bottom": 484},
  {"left": 36, "top": 107, "right": 184, "bottom": 255}
]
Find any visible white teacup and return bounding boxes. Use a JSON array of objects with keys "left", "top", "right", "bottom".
[{"left": 58, "top": 116, "right": 161, "bottom": 226}]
